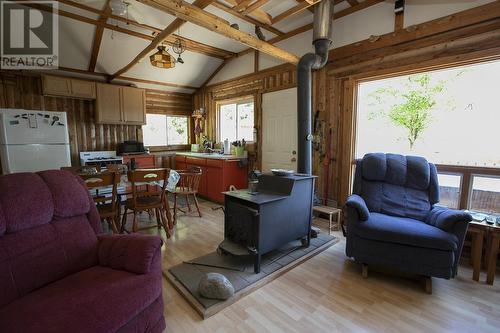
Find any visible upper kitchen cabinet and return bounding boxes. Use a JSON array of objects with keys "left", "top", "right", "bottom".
[
  {"left": 95, "top": 83, "right": 146, "bottom": 125},
  {"left": 121, "top": 86, "right": 146, "bottom": 125},
  {"left": 96, "top": 83, "right": 122, "bottom": 124},
  {"left": 42, "top": 75, "right": 96, "bottom": 99}
]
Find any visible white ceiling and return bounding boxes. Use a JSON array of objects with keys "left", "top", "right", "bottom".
[
  {"left": 49, "top": 0, "right": 321, "bottom": 93},
  {"left": 44, "top": 0, "right": 494, "bottom": 93}
]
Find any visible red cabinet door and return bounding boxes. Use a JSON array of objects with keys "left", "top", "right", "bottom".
[
  {"left": 123, "top": 155, "right": 155, "bottom": 169},
  {"left": 206, "top": 166, "right": 224, "bottom": 203},
  {"left": 176, "top": 162, "right": 187, "bottom": 170}
]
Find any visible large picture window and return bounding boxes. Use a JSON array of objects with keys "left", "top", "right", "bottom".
[
  {"left": 218, "top": 98, "right": 254, "bottom": 142},
  {"left": 142, "top": 114, "right": 189, "bottom": 147},
  {"left": 355, "top": 60, "right": 500, "bottom": 167},
  {"left": 355, "top": 60, "right": 500, "bottom": 213}
]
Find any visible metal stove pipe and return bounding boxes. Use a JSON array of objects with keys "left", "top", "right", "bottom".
[{"left": 297, "top": 0, "right": 333, "bottom": 175}]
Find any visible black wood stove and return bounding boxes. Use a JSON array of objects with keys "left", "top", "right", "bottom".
[{"left": 220, "top": 174, "right": 315, "bottom": 273}]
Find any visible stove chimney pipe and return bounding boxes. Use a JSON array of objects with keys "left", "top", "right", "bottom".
[{"left": 297, "top": 0, "right": 333, "bottom": 175}]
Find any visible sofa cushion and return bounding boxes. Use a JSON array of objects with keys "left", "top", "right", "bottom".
[
  {"left": 0, "top": 216, "right": 99, "bottom": 307},
  {"left": 0, "top": 173, "right": 54, "bottom": 233},
  {"left": 352, "top": 213, "right": 458, "bottom": 251},
  {"left": 0, "top": 266, "right": 162, "bottom": 333},
  {"left": 38, "top": 170, "right": 90, "bottom": 218}
]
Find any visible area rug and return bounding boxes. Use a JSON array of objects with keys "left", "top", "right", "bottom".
[{"left": 164, "top": 233, "right": 338, "bottom": 318}]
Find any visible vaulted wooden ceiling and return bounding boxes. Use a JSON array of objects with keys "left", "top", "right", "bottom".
[{"left": 14, "top": 0, "right": 493, "bottom": 93}]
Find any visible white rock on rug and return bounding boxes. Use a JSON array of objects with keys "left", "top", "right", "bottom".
[{"left": 198, "top": 273, "right": 235, "bottom": 300}]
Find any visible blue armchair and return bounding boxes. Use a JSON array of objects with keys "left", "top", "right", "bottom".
[{"left": 345, "top": 153, "right": 472, "bottom": 291}]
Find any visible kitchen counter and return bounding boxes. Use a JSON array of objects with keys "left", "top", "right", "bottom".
[
  {"left": 175, "top": 151, "right": 246, "bottom": 160},
  {"left": 174, "top": 152, "right": 248, "bottom": 203}
]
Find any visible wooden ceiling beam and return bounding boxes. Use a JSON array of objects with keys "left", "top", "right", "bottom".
[
  {"left": 52, "top": 0, "right": 235, "bottom": 59},
  {"left": 110, "top": 0, "right": 216, "bottom": 80},
  {"left": 225, "top": 0, "right": 273, "bottom": 26},
  {"left": 55, "top": 66, "right": 197, "bottom": 90},
  {"left": 346, "top": 0, "right": 359, "bottom": 6},
  {"left": 231, "top": 0, "right": 380, "bottom": 59},
  {"left": 88, "top": 0, "right": 111, "bottom": 72},
  {"left": 272, "top": 1, "right": 319, "bottom": 25},
  {"left": 233, "top": 0, "right": 254, "bottom": 12},
  {"left": 211, "top": 1, "right": 284, "bottom": 36},
  {"left": 242, "top": 0, "right": 269, "bottom": 15},
  {"left": 334, "top": 0, "right": 384, "bottom": 20},
  {"left": 330, "top": 0, "right": 500, "bottom": 61},
  {"left": 138, "top": 0, "right": 299, "bottom": 64},
  {"left": 199, "top": 60, "right": 227, "bottom": 89}
]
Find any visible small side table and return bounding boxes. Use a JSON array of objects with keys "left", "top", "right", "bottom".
[
  {"left": 312, "top": 205, "right": 342, "bottom": 235},
  {"left": 486, "top": 227, "right": 500, "bottom": 285},
  {"left": 468, "top": 224, "right": 485, "bottom": 281}
]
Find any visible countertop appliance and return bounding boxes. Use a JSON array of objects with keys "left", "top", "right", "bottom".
[
  {"left": 80, "top": 151, "right": 123, "bottom": 169},
  {"left": 117, "top": 140, "right": 145, "bottom": 156},
  {"left": 0, "top": 109, "right": 71, "bottom": 174}
]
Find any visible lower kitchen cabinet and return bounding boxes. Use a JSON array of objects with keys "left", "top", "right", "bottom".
[
  {"left": 122, "top": 154, "right": 156, "bottom": 169},
  {"left": 174, "top": 155, "right": 247, "bottom": 203}
]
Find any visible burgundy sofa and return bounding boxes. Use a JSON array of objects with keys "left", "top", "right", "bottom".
[{"left": 0, "top": 170, "right": 166, "bottom": 333}]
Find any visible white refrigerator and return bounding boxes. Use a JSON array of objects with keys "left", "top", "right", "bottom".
[{"left": 0, "top": 109, "right": 71, "bottom": 174}]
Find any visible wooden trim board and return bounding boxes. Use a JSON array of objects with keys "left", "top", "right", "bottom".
[{"left": 164, "top": 236, "right": 339, "bottom": 319}]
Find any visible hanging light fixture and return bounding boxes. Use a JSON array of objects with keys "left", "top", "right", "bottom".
[
  {"left": 172, "top": 28, "right": 186, "bottom": 64},
  {"left": 150, "top": 45, "right": 175, "bottom": 69},
  {"left": 109, "top": 0, "right": 127, "bottom": 16}
]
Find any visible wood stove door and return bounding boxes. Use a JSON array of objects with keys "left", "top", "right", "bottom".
[{"left": 224, "top": 198, "right": 259, "bottom": 251}]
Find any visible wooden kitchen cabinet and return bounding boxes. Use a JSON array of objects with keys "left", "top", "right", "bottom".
[
  {"left": 175, "top": 156, "right": 187, "bottom": 170},
  {"left": 122, "top": 154, "right": 155, "bottom": 169},
  {"left": 95, "top": 83, "right": 146, "bottom": 125},
  {"left": 70, "top": 79, "right": 96, "bottom": 99},
  {"left": 96, "top": 83, "right": 122, "bottom": 124},
  {"left": 174, "top": 154, "right": 248, "bottom": 203},
  {"left": 42, "top": 75, "right": 96, "bottom": 99},
  {"left": 42, "top": 75, "right": 71, "bottom": 97},
  {"left": 121, "top": 86, "right": 146, "bottom": 124}
]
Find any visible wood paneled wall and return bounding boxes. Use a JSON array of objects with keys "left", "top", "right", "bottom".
[
  {"left": 0, "top": 72, "right": 142, "bottom": 166},
  {"left": 194, "top": 9, "right": 500, "bottom": 207},
  {"left": 145, "top": 89, "right": 193, "bottom": 116},
  {"left": 193, "top": 63, "right": 297, "bottom": 173},
  {"left": 324, "top": 16, "right": 500, "bottom": 205}
]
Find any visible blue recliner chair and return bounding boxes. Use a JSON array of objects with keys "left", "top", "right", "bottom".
[{"left": 345, "top": 153, "right": 472, "bottom": 292}]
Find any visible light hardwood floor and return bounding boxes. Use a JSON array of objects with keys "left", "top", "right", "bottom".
[{"left": 138, "top": 200, "right": 500, "bottom": 333}]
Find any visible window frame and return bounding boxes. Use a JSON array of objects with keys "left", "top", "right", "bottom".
[
  {"left": 343, "top": 57, "right": 500, "bottom": 209},
  {"left": 142, "top": 113, "right": 191, "bottom": 151},
  {"left": 216, "top": 96, "right": 255, "bottom": 143}
]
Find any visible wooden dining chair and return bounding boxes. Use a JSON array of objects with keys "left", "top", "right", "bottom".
[
  {"left": 79, "top": 171, "right": 120, "bottom": 233},
  {"left": 121, "top": 168, "right": 172, "bottom": 237},
  {"left": 170, "top": 167, "right": 202, "bottom": 223}
]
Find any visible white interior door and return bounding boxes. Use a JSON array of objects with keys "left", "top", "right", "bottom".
[{"left": 262, "top": 88, "right": 297, "bottom": 172}]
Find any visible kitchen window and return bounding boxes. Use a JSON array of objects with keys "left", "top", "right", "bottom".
[
  {"left": 218, "top": 98, "right": 254, "bottom": 142},
  {"left": 142, "top": 114, "right": 189, "bottom": 147}
]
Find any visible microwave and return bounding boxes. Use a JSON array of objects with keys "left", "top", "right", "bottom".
[{"left": 117, "top": 141, "right": 146, "bottom": 155}]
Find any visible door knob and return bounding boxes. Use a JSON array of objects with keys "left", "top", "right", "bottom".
[{"left": 291, "top": 157, "right": 297, "bottom": 162}]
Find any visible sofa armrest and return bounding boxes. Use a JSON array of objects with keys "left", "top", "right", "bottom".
[
  {"left": 98, "top": 234, "right": 163, "bottom": 274},
  {"left": 426, "top": 207, "right": 472, "bottom": 232},
  {"left": 346, "top": 194, "right": 370, "bottom": 221}
]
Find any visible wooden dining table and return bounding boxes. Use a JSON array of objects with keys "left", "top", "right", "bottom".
[{"left": 85, "top": 171, "right": 178, "bottom": 233}]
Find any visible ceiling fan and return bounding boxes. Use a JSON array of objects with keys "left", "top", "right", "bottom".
[{"left": 81, "top": 0, "right": 146, "bottom": 24}]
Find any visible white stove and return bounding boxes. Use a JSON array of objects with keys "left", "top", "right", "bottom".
[{"left": 79, "top": 151, "right": 123, "bottom": 169}]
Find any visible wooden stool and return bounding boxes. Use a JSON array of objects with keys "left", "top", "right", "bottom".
[{"left": 312, "top": 205, "right": 342, "bottom": 235}]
